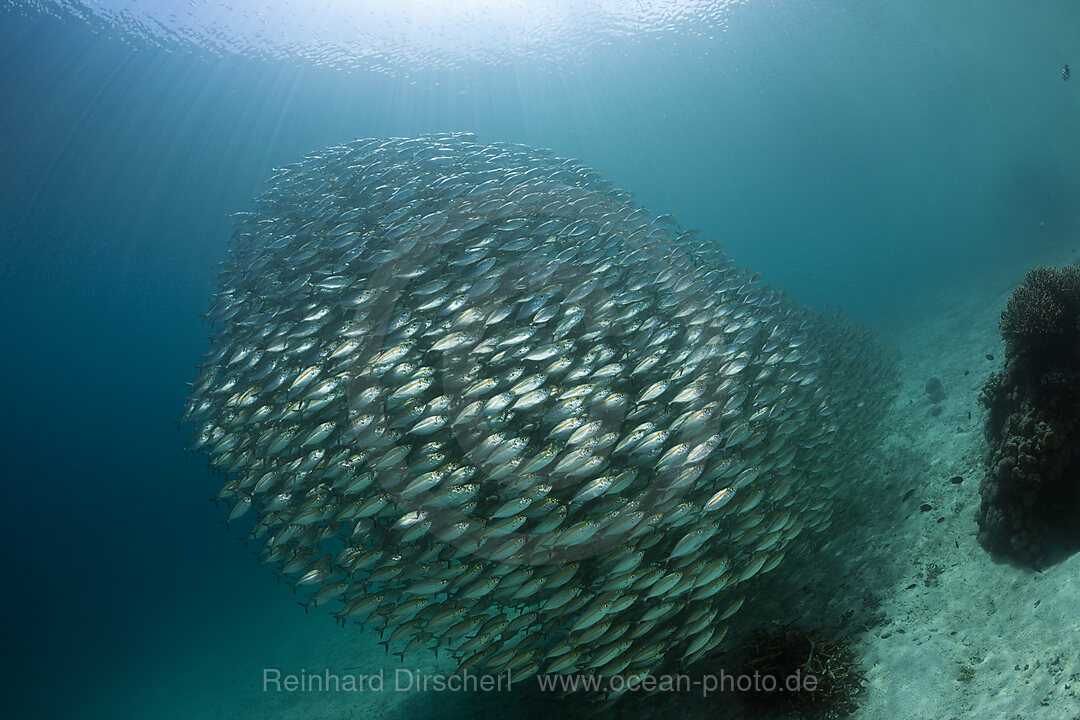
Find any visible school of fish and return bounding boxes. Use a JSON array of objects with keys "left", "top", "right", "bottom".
[{"left": 184, "top": 132, "right": 897, "bottom": 702}]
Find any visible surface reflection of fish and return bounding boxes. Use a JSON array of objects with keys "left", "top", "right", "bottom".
[{"left": 1064, "top": 64, "right": 1070, "bottom": 81}]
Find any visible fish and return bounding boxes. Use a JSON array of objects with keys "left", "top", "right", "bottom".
[
  {"left": 1064, "top": 64, "right": 1071, "bottom": 81},
  {"left": 184, "top": 132, "right": 898, "bottom": 700}
]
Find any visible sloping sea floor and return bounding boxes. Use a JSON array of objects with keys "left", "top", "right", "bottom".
[{"left": 88, "top": 247, "right": 1080, "bottom": 720}]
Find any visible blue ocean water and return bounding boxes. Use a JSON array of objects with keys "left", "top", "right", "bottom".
[{"left": 0, "top": 2, "right": 1077, "bottom": 718}]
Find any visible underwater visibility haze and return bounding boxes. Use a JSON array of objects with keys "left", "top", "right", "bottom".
[{"left": 2, "top": 2, "right": 1080, "bottom": 719}]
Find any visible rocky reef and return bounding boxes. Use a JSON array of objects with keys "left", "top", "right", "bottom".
[
  {"left": 737, "top": 624, "right": 864, "bottom": 718},
  {"left": 977, "top": 265, "right": 1080, "bottom": 564}
]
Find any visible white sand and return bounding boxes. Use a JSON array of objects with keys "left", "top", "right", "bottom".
[{"left": 846, "top": 247, "right": 1080, "bottom": 720}]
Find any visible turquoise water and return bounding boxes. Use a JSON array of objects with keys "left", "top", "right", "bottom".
[{"left": 1, "top": 2, "right": 1077, "bottom": 718}]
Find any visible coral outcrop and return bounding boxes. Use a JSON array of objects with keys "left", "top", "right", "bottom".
[
  {"left": 737, "top": 624, "right": 864, "bottom": 718},
  {"left": 977, "top": 265, "right": 1080, "bottom": 564}
]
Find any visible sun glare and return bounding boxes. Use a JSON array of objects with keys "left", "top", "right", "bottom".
[{"left": 7, "top": 0, "right": 742, "bottom": 71}]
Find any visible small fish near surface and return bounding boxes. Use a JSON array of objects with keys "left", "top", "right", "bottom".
[{"left": 1064, "top": 63, "right": 1071, "bottom": 81}]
